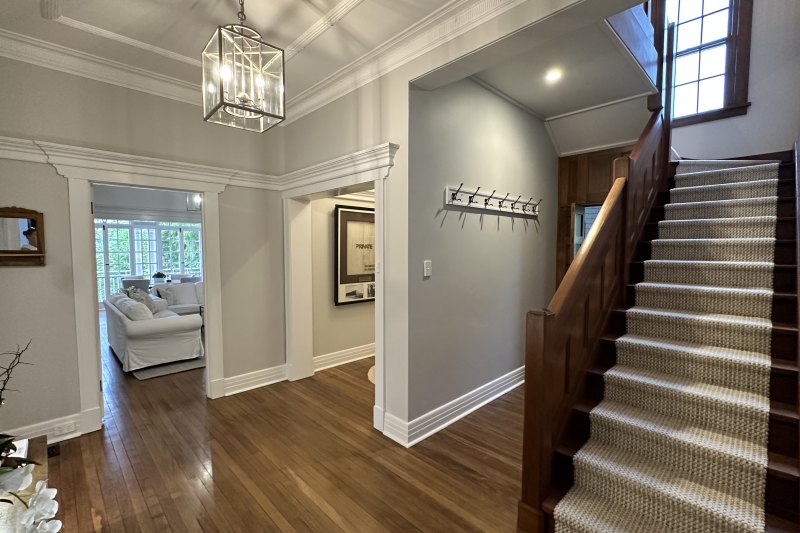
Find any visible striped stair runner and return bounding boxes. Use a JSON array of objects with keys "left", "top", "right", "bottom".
[{"left": 554, "top": 159, "right": 781, "bottom": 532}]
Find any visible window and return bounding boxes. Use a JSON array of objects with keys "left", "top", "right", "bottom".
[
  {"left": 667, "top": 0, "right": 752, "bottom": 126},
  {"left": 95, "top": 219, "right": 203, "bottom": 301}
]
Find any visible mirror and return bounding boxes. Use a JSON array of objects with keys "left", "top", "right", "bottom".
[{"left": 0, "top": 207, "right": 46, "bottom": 266}]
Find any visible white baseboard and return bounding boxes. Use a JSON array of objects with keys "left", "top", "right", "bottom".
[
  {"left": 373, "top": 404, "right": 385, "bottom": 431},
  {"left": 224, "top": 364, "right": 287, "bottom": 396},
  {"left": 3, "top": 408, "right": 101, "bottom": 444},
  {"left": 382, "top": 366, "right": 524, "bottom": 447},
  {"left": 313, "top": 343, "right": 374, "bottom": 371}
]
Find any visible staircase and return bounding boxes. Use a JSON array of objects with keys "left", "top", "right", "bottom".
[{"left": 544, "top": 155, "right": 799, "bottom": 532}]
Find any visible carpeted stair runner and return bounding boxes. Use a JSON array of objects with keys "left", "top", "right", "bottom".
[{"left": 554, "top": 159, "right": 779, "bottom": 532}]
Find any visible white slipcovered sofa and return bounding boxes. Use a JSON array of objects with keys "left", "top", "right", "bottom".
[
  {"left": 152, "top": 282, "right": 204, "bottom": 315},
  {"left": 104, "top": 293, "right": 203, "bottom": 371}
]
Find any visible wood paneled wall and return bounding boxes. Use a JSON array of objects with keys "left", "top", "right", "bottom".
[{"left": 556, "top": 145, "right": 633, "bottom": 284}]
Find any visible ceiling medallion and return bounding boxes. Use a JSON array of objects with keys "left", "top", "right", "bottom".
[{"left": 202, "top": 0, "right": 285, "bottom": 133}]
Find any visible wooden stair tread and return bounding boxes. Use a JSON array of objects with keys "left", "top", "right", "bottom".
[{"left": 766, "top": 512, "right": 798, "bottom": 533}]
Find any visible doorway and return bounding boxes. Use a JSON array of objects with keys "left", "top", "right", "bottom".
[
  {"left": 284, "top": 180, "right": 387, "bottom": 431},
  {"left": 91, "top": 184, "right": 209, "bottom": 409}
]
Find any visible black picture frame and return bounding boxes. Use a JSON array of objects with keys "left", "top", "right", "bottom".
[{"left": 334, "top": 205, "right": 375, "bottom": 306}]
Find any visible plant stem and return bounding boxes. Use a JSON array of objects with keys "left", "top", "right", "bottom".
[{"left": 9, "top": 491, "right": 28, "bottom": 508}]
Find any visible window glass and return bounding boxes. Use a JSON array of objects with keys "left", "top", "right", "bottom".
[
  {"left": 703, "top": 0, "right": 729, "bottom": 15},
  {"left": 678, "top": 0, "right": 702, "bottom": 22},
  {"left": 675, "top": 52, "right": 700, "bottom": 85},
  {"left": 677, "top": 18, "right": 702, "bottom": 52},
  {"left": 702, "top": 9, "right": 729, "bottom": 43},
  {"left": 697, "top": 75, "right": 725, "bottom": 112},
  {"left": 699, "top": 44, "right": 727, "bottom": 79},
  {"left": 674, "top": 82, "right": 699, "bottom": 117}
]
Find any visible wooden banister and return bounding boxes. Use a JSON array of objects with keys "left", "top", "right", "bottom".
[{"left": 517, "top": 16, "right": 675, "bottom": 529}]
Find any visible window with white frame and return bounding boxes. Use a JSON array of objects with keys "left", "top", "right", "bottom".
[
  {"left": 95, "top": 219, "right": 203, "bottom": 301},
  {"left": 667, "top": 0, "right": 753, "bottom": 126}
]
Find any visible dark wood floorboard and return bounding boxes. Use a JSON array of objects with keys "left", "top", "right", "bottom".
[{"left": 50, "top": 313, "right": 523, "bottom": 532}]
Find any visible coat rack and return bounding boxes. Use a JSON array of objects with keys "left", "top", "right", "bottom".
[{"left": 445, "top": 184, "right": 541, "bottom": 218}]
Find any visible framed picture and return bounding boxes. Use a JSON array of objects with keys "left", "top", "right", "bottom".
[{"left": 334, "top": 205, "right": 375, "bottom": 305}]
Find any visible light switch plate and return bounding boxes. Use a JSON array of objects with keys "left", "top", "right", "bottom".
[{"left": 423, "top": 260, "right": 432, "bottom": 278}]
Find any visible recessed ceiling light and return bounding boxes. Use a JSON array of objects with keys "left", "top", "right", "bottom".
[{"left": 545, "top": 68, "right": 562, "bottom": 83}]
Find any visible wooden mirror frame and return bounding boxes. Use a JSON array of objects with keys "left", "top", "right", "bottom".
[{"left": 0, "top": 207, "right": 46, "bottom": 266}]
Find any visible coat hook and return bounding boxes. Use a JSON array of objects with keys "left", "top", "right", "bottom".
[
  {"left": 484, "top": 190, "right": 496, "bottom": 208},
  {"left": 468, "top": 186, "right": 481, "bottom": 205},
  {"left": 522, "top": 197, "right": 533, "bottom": 212},
  {"left": 511, "top": 195, "right": 522, "bottom": 211},
  {"left": 451, "top": 183, "right": 464, "bottom": 203},
  {"left": 498, "top": 193, "right": 510, "bottom": 209}
]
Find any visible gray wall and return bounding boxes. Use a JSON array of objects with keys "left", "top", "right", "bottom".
[
  {"left": 219, "top": 186, "right": 286, "bottom": 378},
  {"left": 407, "top": 79, "right": 558, "bottom": 419},
  {"left": 0, "top": 159, "right": 82, "bottom": 429},
  {"left": 311, "top": 197, "right": 375, "bottom": 357},
  {"left": 0, "top": 57, "right": 284, "bottom": 176},
  {"left": 672, "top": 1, "right": 800, "bottom": 158}
]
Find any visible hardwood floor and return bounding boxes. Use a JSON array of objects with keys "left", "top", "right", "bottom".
[{"left": 51, "top": 318, "right": 523, "bottom": 532}]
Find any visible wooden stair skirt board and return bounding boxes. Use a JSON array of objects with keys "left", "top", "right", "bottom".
[{"left": 518, "top": 147, "right": 799, "bottom": 533}]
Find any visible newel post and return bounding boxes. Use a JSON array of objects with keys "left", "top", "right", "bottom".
[{"left": 518, "top": 309, "right": 555, "bottom": 533}]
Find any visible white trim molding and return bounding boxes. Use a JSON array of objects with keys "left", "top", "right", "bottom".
[
  {"left": 383, "top": 366, "right": 524, "bottom": 447},
  {"left": 282, "top": 142, "right": 399, "bottom": 198},
  {"left": 224, "top": 365, "right": 288, "bottom": 396},
  {"left": 3, "top": 408, "right": 101, "bottom": 444},
  {"left": 284, "top": 0, "right": 528, "bottom": 124},
  {"left": 1, "top": 0, "right": 527, "bottom": 125},
  {"left": 286, "top": 0, "right": 366, "bottom": 62},
  {"left": 313, "top": 343, "right": 375, "bottom": 371},
  {"left": 34, "top": 140, "right": 280, "bottom": 192},
  {"left": 0, "top": 136, "right": 47, "bottom": 164},
  {"left": 0, "top": 28, "right": 199, "bottom": 106}
]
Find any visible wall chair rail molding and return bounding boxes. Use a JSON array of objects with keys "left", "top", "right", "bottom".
[{"left": 445, "top": 184, "right": 541, "bottom": 218}]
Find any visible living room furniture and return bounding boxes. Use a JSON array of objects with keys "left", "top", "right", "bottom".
[
  {"left": 180, "top": 276, "right": 202, "bottom": 283},
  {"left": 152, "top": 282, "right": 204, "bottom": 315},
  {"left": 104, "top": 293, "right": 203, "bottom": 371},
  {"left": 122, "top": 278, "right": 151, "bottom": 293}
]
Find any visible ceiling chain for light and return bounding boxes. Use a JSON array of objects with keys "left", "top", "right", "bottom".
[{"left": 237, "top": 0, "right": 247, "bottom": 25}]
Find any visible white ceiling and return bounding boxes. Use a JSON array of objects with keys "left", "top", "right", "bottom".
[
  {"left": 0, "top": 0, "right": 452, "bottom": 97},
  {"left": 473, "top": 21, "right": 653, "bottom": 119}
]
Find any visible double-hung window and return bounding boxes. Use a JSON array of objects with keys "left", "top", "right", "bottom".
[{"left": 667, "top": 0, "right": 753, "bottom": 126}]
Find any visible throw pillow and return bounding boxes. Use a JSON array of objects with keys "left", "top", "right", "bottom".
[
  {"left": 127, "top": 288, "right": 159, "bottom": 314},
  {"left": 159, "top": 283, "right": 199, "bottom": 306},
  {"left": 115, "top": 298, "right": 153, "bottom": 321}
]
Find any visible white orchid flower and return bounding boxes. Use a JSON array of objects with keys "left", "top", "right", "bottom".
[
  {"left": 20, "top": 480, "right": 59, "bottom": 529},
  {"left": 0, "top": 463, "right": 34, "bottom": 492},
  {"left": 35, "top": 519, "right": 63, "bottom": 532}
]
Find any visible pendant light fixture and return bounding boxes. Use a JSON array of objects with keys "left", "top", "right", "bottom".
[{"left": 202, "top": 0, "right": 285, "bottom": 133}]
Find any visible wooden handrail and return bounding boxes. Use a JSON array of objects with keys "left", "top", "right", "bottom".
[{"left": 517, "top": 17, "right": 675, "bottom": 529}]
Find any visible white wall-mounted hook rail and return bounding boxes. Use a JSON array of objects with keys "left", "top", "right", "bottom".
[{"left": 444, "top": 185, "right": 539, "bottom": 218}]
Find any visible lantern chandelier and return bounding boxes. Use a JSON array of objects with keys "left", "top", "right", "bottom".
[{"left": 202, "top": 0, "right": 285, "bottom": 133}]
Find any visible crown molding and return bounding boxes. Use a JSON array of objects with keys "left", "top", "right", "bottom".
[
  {"left": 0, "top": 28, "right": 200, "bottom": 106},
  {"left": 283, "top": 0, "right": 527, "bottom": 124},
  {"left": 282, "top": 142, "right": 399, "bottom": 196},
  {"left": 0, "top": 135, "right": 399, "bottom": 194},
  {"left": 0, "top": 0, "right": 527, "bottom": 124},
  {"left": 0, "top": 136, "right": 47, "bottom": 164},
  {"left": 285, "top": 0, "right": 366, "bottom": 61},
  {"left": 55, "top": 16, "right": 201, "bottom": 67}
]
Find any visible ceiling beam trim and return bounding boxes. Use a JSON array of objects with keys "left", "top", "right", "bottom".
[
  {"left": 285, "top": 0, "right": 366, "bottom": 62},
  {"left": 284, "top": 0, "right": 528, "bottom": 124},
  {"left": 0, "top": 28, "right": 200, "bottom": 106},
  {"left": 55, "top": 17, "right": 202, "bottom": 67}
]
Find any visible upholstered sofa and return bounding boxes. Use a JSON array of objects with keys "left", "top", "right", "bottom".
[
  {"left": 152, "top": 282, "right": 204, "bottom": 315},
  {"left": 104, "top": 293, "right": 203, "bottom": 371}
]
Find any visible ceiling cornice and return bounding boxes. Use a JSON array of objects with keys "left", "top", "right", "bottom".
[
  {"left": 0, "top": 28, "right": 200, "bottom": 106},
  {"left": 285, "top": 0, "right": 366, "bottom": 61},
  {"left": 283, "top": 0, "right": 528, "bottom": 124},
  {"left": 55, "top": 16, "right": 202, "bottom": 67},
  {"left": 0, "top": 135, "right": 398, "bottom": 195},
  {"left": 0, "top": 0, "right": 526, "bottom": 124}
]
